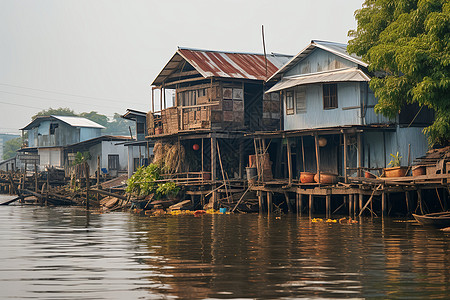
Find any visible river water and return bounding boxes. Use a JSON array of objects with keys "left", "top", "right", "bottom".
[{"left": 0, "top": 196, "right": 449, "bottom": 299}]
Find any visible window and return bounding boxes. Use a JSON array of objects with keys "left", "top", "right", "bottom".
[
  {"left": 296, "top": 88, "right": 306, "bottom": 113},
  {"left": 136, "top": 122, "right": 145, "bottom": 134},
  {"left": 108, "top": 154, "right": 119, "bottom": 170},
  {"left": 323, "top": 84, "right": 338, "bottom": 109},
  {"left": 49, "top": 123, "right": 59, "bottom": 135},
  {"left": 178, "top": 90, "right": 197, "bottom": 107},
  {"left": 285, "top": 91, "right": 294, "bottom": 115}
]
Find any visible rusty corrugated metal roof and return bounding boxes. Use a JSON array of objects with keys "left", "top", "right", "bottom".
[{"left": 152, "top": 47, "right": 292, "bottom": 86}]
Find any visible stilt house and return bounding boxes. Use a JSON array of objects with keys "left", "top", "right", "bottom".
[
  {"left": 256, "top": 40, "right": 433, "bottom": 183},
  {"left": 147, "top": 47, "right": 291, "bottom": 182}
]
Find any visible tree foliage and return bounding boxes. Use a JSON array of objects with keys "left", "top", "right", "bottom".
[
  {"left": 32, "top": 107, "right": 76, "bottom": 120},
  {"left": 2, "top": 137, "right": 22, "bottom": 160},
  {"left": 348, "top": 0, "right": 450, "bottom": 145}
]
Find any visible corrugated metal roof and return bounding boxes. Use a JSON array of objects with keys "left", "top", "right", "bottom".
[
  {"left": 152, "top": 47, "right": 292, "bottom": 86},
  {"left": 266, "top": 68, "right": 371, "bottom": 93},
  {"left": 52, "top": 116, "right": 105, "bottom": 129},
  {"left": 268, "top": 40, "right": 368, "bottom": 82},
  {"left": 21, "top": 115, "right": 105, "bottom": 130}
]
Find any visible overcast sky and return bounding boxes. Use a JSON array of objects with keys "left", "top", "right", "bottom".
[{"left": 0, "top": 0, "right": 364, "bottom": 134}]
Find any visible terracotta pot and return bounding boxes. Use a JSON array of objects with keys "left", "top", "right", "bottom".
[
  {"left": 384, "top": 166, "right": 408, "bottom": 177},
  {"left": 300, "top": 172, "right": 315, "bottom": 183},
  {"left": 365, "top": 171, "right": 376, "bottom": 179},
  {"left": 314, "top": 172, "right": 338, "bottom": 184},
  {"left": 412, "top": 165, "right": 426, "bottom": 177}
]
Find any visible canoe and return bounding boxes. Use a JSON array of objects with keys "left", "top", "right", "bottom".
[{"left": 412, "top": 211, "right": 450, "bottom": 228}]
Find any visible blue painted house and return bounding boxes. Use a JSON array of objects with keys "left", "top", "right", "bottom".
[
  {"left": 259, "top": 40, "right": 432, "bottom": 179},
  {"left": 20, "top": 115, "right": 105, "bottom": 169}
]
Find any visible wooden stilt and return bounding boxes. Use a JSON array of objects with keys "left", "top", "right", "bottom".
[
  {"left": 343, "top": 132, "right": 348, "bottom": 183},
  {"left": 258, "top": 191, "right": 263, "bottom": 214},
  {"left": 309, "top": 194, "right": 314, "bottom": 216},
  {"left": 85, "top": 162, "right": 90, "bottom": 210},
  {"left": 417, "top": 188, "right": 424, "bottom": 214},
  {"left": 287, "top": 138, "right": 292, "bottom": 185},
  {"left": 381, "top": 187, "right": 386, "bottom": 216},
  {"left": 284, "top": 192, "right": 293, "bottom": 213},
  {"left": 297, "top": 193, "right": 302, "bottom": 215},
  {"left": 267, "top": 191, "right": 272, "bottom": 214},
  {"left": 359, "top": 193, "right": 363, "bottom": 215},
  {"left": 405, "top": 191, "right": 411, "bottom": 215},
  {"left": 326, "top": 194, "right": 331, "bottom": 218},
  {"left": 349, "top": 194, "right": 353, "bottom": 217}
]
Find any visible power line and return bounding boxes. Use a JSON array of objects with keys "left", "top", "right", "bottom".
[
  {"left": 0, "top": 82, "right": 148, "bottom": 106},
  {"left": 0, "top": 90, "right": 140, "bottom": 111}
]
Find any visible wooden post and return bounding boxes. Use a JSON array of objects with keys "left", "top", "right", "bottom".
[
  {"left": 381, "top": 187, "right": 386, "bottom": 216},
  {"left": 284, "top": 192, "right": 293, "bottom": 213},
  {"left": 258, "top": 191, "right": 263, "bottom": 213},
  {"left": 34, "top": 161, "right": 38, "bottom": 194},
  {"left": 211, "top": 135, "right": 217, "bottom": 182},
  {"left": 309, "top": 194, "right": 314, "bottom": 216},
  {"left": 22, "top": 162, "right": 27, "bottom": 190},
  {"left": 359, "top": 193, "right": 364, "bottom": 215},
  {"left": 314, "top": 134, "right": 320, "bottom": 183},
  {"left": 287, "top": 138, "right": 292, "bottom": 184},
  {"left": 357, "top": 132, "right": 363, "bottom": 177},
  {"left": 326, "top": 193, "right": 331, "bottom": 218},
  {"left": 417, "top": 188, "right": 424, "bottom": 214},
  {"left": 343, "top": 132, "right": 348, "bottom": 183},
  {"left": 85, "top": 162, "right": 90, "bottom": 210},
  {"left": 349, "top": 194, "right": 354, "bottom": 217},
  {"left": 297, "top": 193, "right": 302, "bottom": 215},
  {"left": 267, "top": 191, "right": 272, "bottom": 214},
  {"left": 301, "top": 136, "right": 306, "bottom": 172},
  {"left": 46, "top": 168, "right": 49, "bottom": 206},
  {"left": 97, "top": 156, "right": 100, "bottom": 202},
  {"left": 201, "top": 138, "right": 204, "bottom": 181},
  {"left": 239, "top": 139, "right": 244, "bottom": 179},
  {"left": 405, "top": 191, "right": 411, "bottom": 215}
]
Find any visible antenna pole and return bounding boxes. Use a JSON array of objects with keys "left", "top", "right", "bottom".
[{"left": 262, "top": 25, "right": 268, "bottom": 80}]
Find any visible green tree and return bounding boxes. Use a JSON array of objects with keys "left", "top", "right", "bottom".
[
  {"left": 79, "top": 111, "right": 109, "bottom": 127},
  {"left": 348, "top": 0, "right": 450, "bottom": 145},
  {"left": 3, "top": 137, "right": 22, "bottom": 160},
  {"left": 32, "top": 107, "right": 76, "bottom": 119},
  {"left": 104, "top": 113, "right": 134, "bottom": 136}
]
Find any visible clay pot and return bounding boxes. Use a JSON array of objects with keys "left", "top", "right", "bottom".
[
  {"left": 300, "top": 172, "right": 315, "bottom": 183},
  {"left": 314, "top": 172, "right": 338, "bottom": 184},
  {"left": 412, "top": 165, "right": 426, "bottom": 177},
  {"left": 365, "top": 171, "right": 376, "bottom": 179},
  {"left": 384, "top": 166, "right": 408, "bottom": 177}
]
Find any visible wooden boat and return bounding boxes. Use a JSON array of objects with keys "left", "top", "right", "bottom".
[{"left": 412, "top": 211, "right": 450, "bottom": 228}]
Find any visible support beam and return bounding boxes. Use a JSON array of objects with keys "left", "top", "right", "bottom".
[
  {"left": 405, "top": 191, "right": 411, "bottom": 215},
  {"left": 326, "top": 194, "right": 331, "bottom": 218},
  {"left": 314, "top": 134, "right": 320, "bottom": 183},
  {"left": 359, "top": 193, "right": 364, "bottom": 215},
  {"left": 349, "top": 194, "right": 353, "bottom": 217},
  {"left": 381, "top": 188, "right": 386, "bottom": 216},
  {"left": 267, "top": 191, "right": 273, "bottom": 214},
  {"left": 343, "top": 132, "right": 348, "bottom": 183},
  {"left": 357, "top": 132, "right": 363, "bottom": 177},
  {"left": 309, "top": 194, "right": 314, "bottom": 216},
  {"left": 287, "top": 138, "right": 292, "bottom": 184},
  {"left": 297, "top": 193, "right": 302, "bottom": 215}
]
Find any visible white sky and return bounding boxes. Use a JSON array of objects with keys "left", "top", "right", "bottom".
[{"left": 0, "top": 0, "right": 364, "bottom": 134}]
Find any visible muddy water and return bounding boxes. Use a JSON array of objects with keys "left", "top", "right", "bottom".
[{"left": 0, "top": 198, "right": 449, "bottom": 299}]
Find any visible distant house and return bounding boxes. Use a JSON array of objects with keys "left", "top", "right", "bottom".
[
  {"left": 121, "top": 109, "right": 153, "bottom": 178},
  {"left": 65, "top": 135, "right": 132, "bottom": 177},
  {"left": 20, "top": 115, "right": 105, "bottom": 170},
  {"left": 256, "top": 40, "right": 432, "bottom": 180}
]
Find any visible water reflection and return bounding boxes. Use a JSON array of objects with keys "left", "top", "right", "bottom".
[{"left": 0, "top": 203, "right": 449, "bottom": 299}]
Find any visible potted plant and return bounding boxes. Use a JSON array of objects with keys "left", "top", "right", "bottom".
[{"left": 384, "top": 152, "right": 408, "bottom": 177}]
